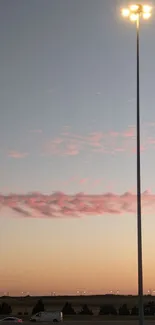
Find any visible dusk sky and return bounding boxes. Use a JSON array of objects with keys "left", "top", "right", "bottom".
[{"left": 0, "top": 0, "right": 155, "bottom": 296}]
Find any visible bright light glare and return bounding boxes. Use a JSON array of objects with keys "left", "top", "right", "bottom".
[
  {"left": 121, "top": 4, "right": 152, "bottom": 21},
  {"left": 130, "top": 4, "right": 139, "bottom": 11},
  {"left": 122, "top": 8, "right": 130, "bottom": 17},
  {"left": 130, "top": 13, "right": 138, "bottom": 21},
  {"left": 143, "top": 12, "right": 151, "bottom": 19},
  {"left": 143, "top": 5, "right": 152, "bottom": 13}
]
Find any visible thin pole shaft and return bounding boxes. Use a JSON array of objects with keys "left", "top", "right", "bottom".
[{"left": 136, "top": 15, "right": 144, "bottom": 325}]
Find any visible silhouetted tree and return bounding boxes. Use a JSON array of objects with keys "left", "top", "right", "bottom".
[
  {"left": 32, "top": 299, "right": 44, "bottom": 315},
  {"left": 79, "top": 304, "right": 93, "bottom": 315},
  {"left": 131, "top": 306, "right": 138, "bottom": 316},
  {"left": 119, "top": 304, "right": 130, "bottom": 316},
  {"left": 24, "top": 312, "right": 28, "bottom": 315},
  {"left": 62, "top": 302, "right": 76, "bottom": 315},
  {"left": 0, "top": 302, "right": 12, "bottom": 315},
  {"left": 99, "top": 304, "right": 117, "bottom": 315},
  {"left": 144, "top": 301, "right": 155, "bottom": 316}
]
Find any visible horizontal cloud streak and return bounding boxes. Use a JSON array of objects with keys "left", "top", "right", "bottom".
[
  {"left": 0, "top": 191, "right": 154, "bottom": 218},
  {"left": 42, "top": 126, "right": 139, "bottom": 157},
  {"left": 8, "top": 151, "right": 28, "bottom": 159}
]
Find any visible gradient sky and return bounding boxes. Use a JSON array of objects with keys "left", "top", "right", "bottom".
[{"left": 0, "top": 0, "right": 155, "bottom": 296}]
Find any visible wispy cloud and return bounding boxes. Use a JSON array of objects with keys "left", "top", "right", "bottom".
[
  {"left": 43, "top": 137, "right": 82, "bottom": 156},
  {"left": 0, "top": 191, "right": 154, "bottom": 218},
  {"left": 43, "top": 127, "right": 135, "bottom": 156},
  {"left": 8, "top": 151, "right": 28, "bottom": 159},
  {"left": 79, "top": 178, "right": 89, "bottom": 184},
  {"left": 64, "top": 147, "right": 79, "bottom": 156},
  {"left": 42, "top": 122, "right": 155, "bottom": 157}
]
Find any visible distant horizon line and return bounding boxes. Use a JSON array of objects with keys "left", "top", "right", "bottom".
[{"left": 0, "top": 293, "right": 154, "bottom": 298}]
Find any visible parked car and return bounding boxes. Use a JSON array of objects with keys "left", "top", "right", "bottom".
[{"left": 0, "top": 318, "right": 22, "bottom": 323}]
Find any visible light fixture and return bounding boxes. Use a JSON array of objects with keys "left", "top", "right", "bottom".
[
  {"left": 122, "top": 8, "right": 130, "bottom": 17},
  {"left": 121, "top": 4, "right": 152, "bottom": 21},
  {"left": 143, "top": 5, "right": 152, "bottom": 13},
  {"left": 130, "top": 4, "right": 139, "bottom": 11},
  {"left": 143, "top": 12, "right": 151, "bottom": 19},
  {"left": 130, "top": 13, "right": 138, "bottom": 21}
]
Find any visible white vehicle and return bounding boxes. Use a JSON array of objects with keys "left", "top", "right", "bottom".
[
  {"left": 30, "top": 311, "right": 63, "bottom": 322},
  {"left": 0, "top": 318, "right": 22, "bottom": 323}
]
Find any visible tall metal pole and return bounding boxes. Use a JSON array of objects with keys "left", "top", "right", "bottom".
[{"left": 136, "top": 14, "right": 144, "bottom": 325}]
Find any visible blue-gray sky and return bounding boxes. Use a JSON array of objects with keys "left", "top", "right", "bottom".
[{"left": 0, "top": 0, "right": 155, "bottom": 295}]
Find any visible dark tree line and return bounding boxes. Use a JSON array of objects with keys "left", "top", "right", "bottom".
[
  {"left": 99, "top": 302, "right": 155, "bottom": 316},
  {"left": 1, "top": 299, "right": 155, "bottom": 316},
  {"left": 0, "top": 302, "right": 12, "bottom": 315},
  {"left": 62, "top": 302, "right": 93, "bottom": 315},
  {"left": 31, "top": 299, "right": 155, "bottom": 316},
  {"left": 32, "top": 299, "right": 44, "bottom": 315}
]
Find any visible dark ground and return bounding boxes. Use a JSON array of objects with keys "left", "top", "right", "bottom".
[
  {"left": 3, "top": 321, "right": 155, "bottom": 325},
  {"left": 1, "top": 294, "right": 154, "bottom": 308}
]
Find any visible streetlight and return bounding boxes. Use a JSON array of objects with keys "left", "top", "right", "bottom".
[{"left": 121, "top": 4, "right": 152, "bottom": 325}]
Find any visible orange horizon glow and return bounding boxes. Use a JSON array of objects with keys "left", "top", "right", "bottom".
[{"left": 0, "top": 209, "right": 155, "bottom": 296}]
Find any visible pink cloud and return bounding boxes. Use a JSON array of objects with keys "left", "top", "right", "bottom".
[
  {"left": 43, "top": 134, "right": 84, "bottom": 156},
  {"left": 64, "top": 149, "right": 79, "bottom": 156},
  {"left": 90, "top": 142, "right": 102, "bottom": 148},
  {"left": 140, "top": 145, "right": 146, "bottom": 152},
  {"left": 122, "top": 131, "right": 135, "bottom": 138},
  {"left": 62, "top": 132, "right": 104, "bottom": 148},
  {"left": 52, "top": 138, "right": 64, "bottom": 144},
  {"left": 88, "top": 132, "right": 103, "bottom": 142},
  {"left": 0, "top": 191, "right": 155, "bottom": 218},
  {"left": 8, "top": 151, "right": 28, "bottom": 159},
  {"left": 43, "top": 138, "right": 64, "bottom": 155},
  {"left": 122, "top": 126, "right": 136, "bottom": 138},
  {"left": 80, "top": 178, "right": 89, "bottom": 184},
  {"left": 63, "top": 143, "right": 81, "bottom": 156},
  {"left": 131, "top": 145, "right": 146, "bottom": 154},
  {"left": 93, "top": 179, "right": 101, "bottom": 186},
  {"left": 42, "top": 123, "right": 155, "bottom": 157}
]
